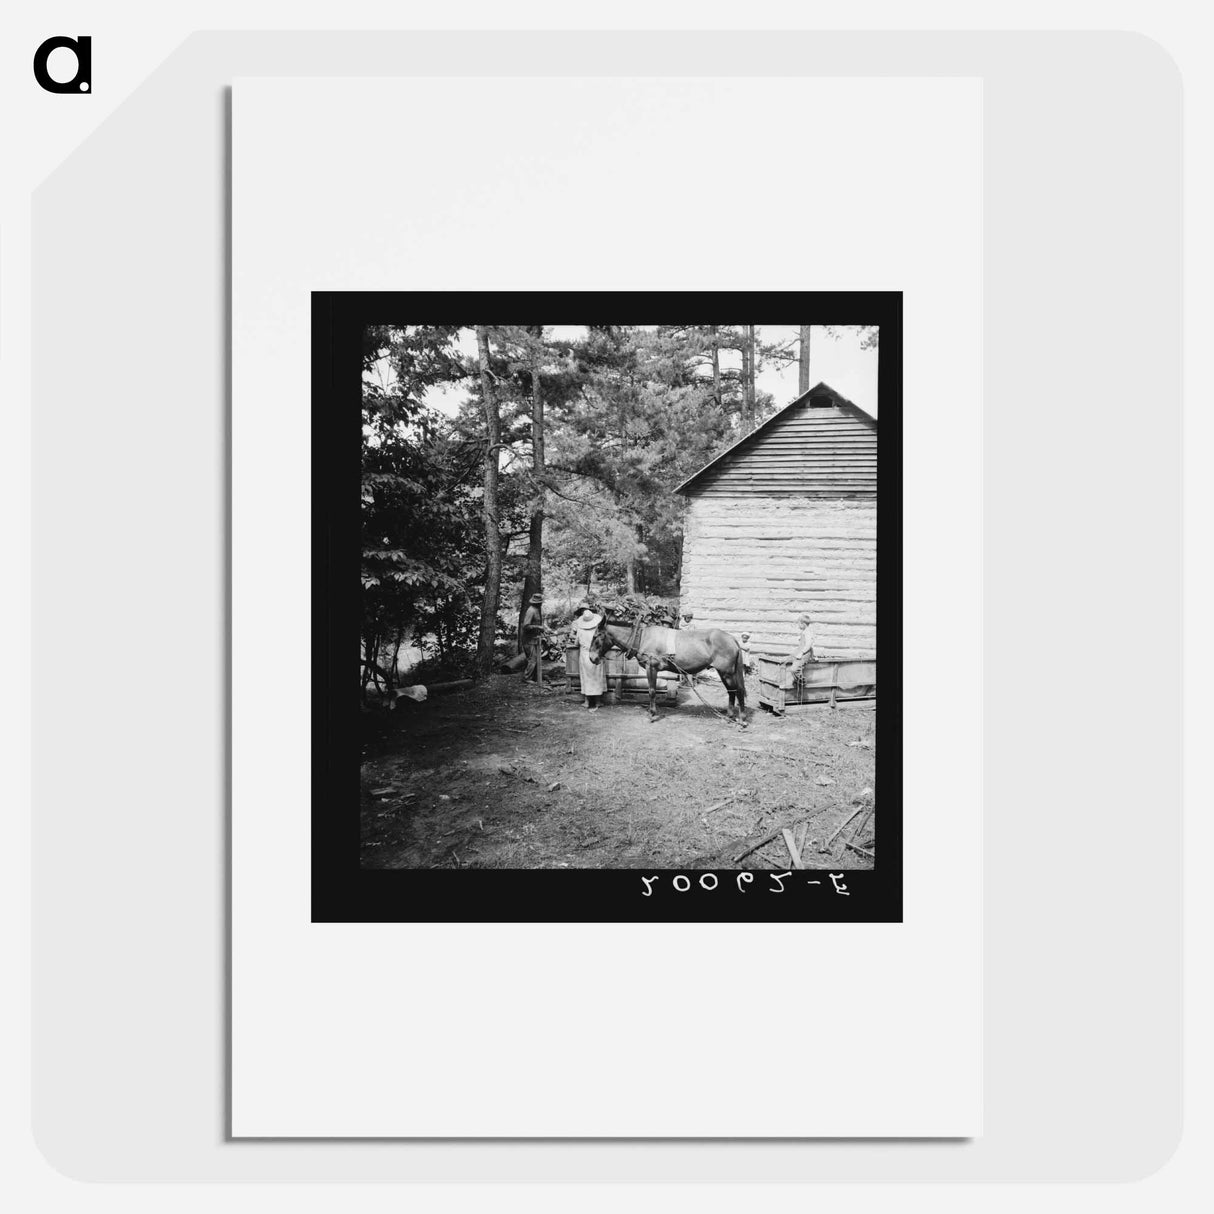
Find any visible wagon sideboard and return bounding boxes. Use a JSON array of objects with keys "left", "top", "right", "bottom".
[
  {"left": 564, "top": 646, "right": 679, "bottom": 704},
  {"left": 755, "top": 652, "right": 876, "bottom": 713}
]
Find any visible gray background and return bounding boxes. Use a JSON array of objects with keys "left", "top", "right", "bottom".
[{"left": 32, "top": 31, "right": 1181, "bottom": 1181}]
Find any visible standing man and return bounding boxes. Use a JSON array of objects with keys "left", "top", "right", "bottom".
[{"left": 520, "top": 592, "right": 545, "bottom": 684}]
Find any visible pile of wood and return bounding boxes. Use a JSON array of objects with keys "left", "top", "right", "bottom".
[{"left": 595, "top": 594, "right": 677, "bottom": 627}]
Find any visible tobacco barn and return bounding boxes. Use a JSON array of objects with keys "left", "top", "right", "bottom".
[{"left": 673, "top": 382, "right": 877, "bottom": 659}]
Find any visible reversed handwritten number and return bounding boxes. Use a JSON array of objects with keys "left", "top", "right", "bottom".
[{"left": 640, "top": 870, "right": 850, "bottom": 896}]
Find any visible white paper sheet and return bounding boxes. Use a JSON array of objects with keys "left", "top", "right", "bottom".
[{"left": 232, "top": 74, "right": 982, "bottom": 1138}]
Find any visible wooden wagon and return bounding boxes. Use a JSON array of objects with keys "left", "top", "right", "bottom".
[
  {"left": 564, "top": 646, "right": 680, "bottom": 705},
  {"left": 755, "top": 652, "right": 876, "bottom": 714}
]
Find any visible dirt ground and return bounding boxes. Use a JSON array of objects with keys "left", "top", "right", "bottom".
[{"left": 361, "top": 666, "right": 878, "bottom": 871}]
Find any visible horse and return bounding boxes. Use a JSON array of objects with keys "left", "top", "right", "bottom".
[{"left": 588, "top": 617, "right": 748, "bottom": 727}]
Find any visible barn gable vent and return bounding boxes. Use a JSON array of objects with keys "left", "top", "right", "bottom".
[{"left": 672, "top": 381, "right": 877, "bottom": 497}]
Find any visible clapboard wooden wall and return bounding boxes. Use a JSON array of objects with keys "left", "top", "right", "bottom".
[{"left": 675, "top": 384, "right": 877, "bottom": 659}]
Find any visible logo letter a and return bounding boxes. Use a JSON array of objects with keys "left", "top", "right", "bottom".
[{"left": 33, "top": 36, "right": 91, "bottom": 94}]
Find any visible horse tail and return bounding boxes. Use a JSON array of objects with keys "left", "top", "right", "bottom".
[{"left": 733, "top": 640, "right": 746, "bottom": 703}]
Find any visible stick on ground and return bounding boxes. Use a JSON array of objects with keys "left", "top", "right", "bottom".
[
  {"left": 732, "top": 806, "right": 836, "bottom": 864},
  {"left": 733, "top": 825, "right": 795, "bottom": 864},
  {"left": 825, "top": 803, "right": 868, "bottom": 848},
  {"left": 700, "top": 797, "right": 736, "bottom": 828},
  {"left": 716, "top": 744, "right": 826, "bottom": 766},
  {"left": 781, "top": 827, "right": 805, "bottom": 870},
  {"left": 846, "top": 805, "right": 875, "bottom": 848}
]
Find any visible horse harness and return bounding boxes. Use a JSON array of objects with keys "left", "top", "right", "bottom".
[{"left": 605, "top": 617, "right": 741, "bottom": 727}]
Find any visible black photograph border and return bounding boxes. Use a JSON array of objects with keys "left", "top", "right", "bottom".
[{"left": 312, "top": 291, "right": 902, "bottom": 923}]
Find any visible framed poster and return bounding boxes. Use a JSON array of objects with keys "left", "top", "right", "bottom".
[{"left": 313, "top": 291, "right": 903, "bottom": 924}]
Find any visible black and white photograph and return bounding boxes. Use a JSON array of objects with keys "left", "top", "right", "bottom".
[{"left": 313, "top": 291, "right": 902, "bottom": 922}]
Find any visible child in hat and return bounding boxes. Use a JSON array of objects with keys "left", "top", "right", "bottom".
[{"left": 739, "top": 631, "right": 754, "bottom": 675}]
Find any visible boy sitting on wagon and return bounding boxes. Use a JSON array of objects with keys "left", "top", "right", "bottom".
[{"left": 791, "top": 612, "right": 816, "bottom": 684}]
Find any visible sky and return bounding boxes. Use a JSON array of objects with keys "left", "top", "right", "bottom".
[{"left": 417, "top": 325, "right": 879, "bottom": 419}]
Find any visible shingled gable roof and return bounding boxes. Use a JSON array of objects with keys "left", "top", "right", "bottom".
[{"left": 672, "top": 381, "right": 877, "bottom": 496}]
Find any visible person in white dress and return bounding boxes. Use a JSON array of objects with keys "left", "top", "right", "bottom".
[{"left": 569, "top": 601, "right": 608, "bottom": 711}]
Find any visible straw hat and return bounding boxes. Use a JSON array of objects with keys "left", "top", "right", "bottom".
[{"left": 529, "top": 593, "right": 544, "bottom": 605}]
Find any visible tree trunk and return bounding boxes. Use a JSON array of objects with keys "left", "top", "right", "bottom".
[
  {"left": 517, "top": 326, "right": 546, "bottom": 651},
  {"left": 518, "top": 512, "right": 543, "bottom": 645},
  {"left": 747, "top": 324, "right": 757, "bottom": 430},
  {"left": 361, "top": 632, "right": 376, "bottom": 702},
  {"left": 475, "top": 325, "right": 503, "bottom": 676},
  {"left": 740, "top": 325, "right": 756, "bottom": 433},
  {"left": 389, "top": 629, "right": 404, "bottom": 689},
  {"left": 710, "top": 325, "right": 722, "bottom": 411},
  {"left": 798, "top": 324, "right": 812, "bottom": 394},
  {"left": 738, "top": 334, "right": 748, "bottom": 432}
]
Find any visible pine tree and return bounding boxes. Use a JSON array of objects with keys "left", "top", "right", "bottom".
[
  {"left": 517, "top": 325, "right": 546, "bottom": 649},
  {"left": 475, "top": 325, "right": 504, "bottom": 675}
]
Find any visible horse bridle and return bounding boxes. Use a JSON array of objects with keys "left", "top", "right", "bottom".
[{"left": 599, "top": 616, "right": 644, "bottom": 660}]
